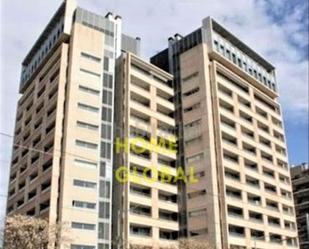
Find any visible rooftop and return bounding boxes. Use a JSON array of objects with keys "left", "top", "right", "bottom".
[
  {"left": 210, "top": 18, "right": 275, "bottom": 72},
  {"left": 22, "top": 2, "right": 66, "bottom": 66}
]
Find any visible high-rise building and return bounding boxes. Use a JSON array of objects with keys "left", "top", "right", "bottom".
[
  {"left": 5, "top": 1, "right": 301, "bottom": 248},
  {"left": 113, "top": 52, "right": 178, "bottom": 249},
  {"left": 151, "top": 17, "right": 299, "bottom": 249},
  {"left": 291, "top": 163, "right": 309, "bottom": 249},
  {"left": 5, "top": 1, "right": 140, "bottom": 249}
]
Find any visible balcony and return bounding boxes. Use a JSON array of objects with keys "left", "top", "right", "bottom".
[
  {"left": 130, "top": 183, "right": 151, "bottom": 198},
  {"left": 249, "top": 211, "right": 263, "bottom": 223},
  {"left": 229, "top": 225, "right": 245, "bottom": 238},
  {"left": 248, "top": 194, "right": 261, "bottom": 206},
  {"left": 130, "top": 224, "right": 152, "bottom": 237},
  {"left": 225, "top": 168, "right": 240, "bottom": 181},
  {"left": 159, "top": 209, "right": 178, "bottom": 223},
  {"left": 226, "top": 186, "right": 242, "bottom": 200},
  {"left": 158, "top": 190, "right": 177, "bottom": 204},
  {"left": 228, "top": 205, "right": 243, "bottom": 218},
  {"left": 130, "top": 203, "right": 151, "bottom": 217},
  {"left": 159, "top": 229, "right": 178, "bottom": 240}
]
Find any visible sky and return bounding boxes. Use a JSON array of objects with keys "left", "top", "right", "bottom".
[{"left": 0, "top": 0, "right": 308, "bottom": 234}]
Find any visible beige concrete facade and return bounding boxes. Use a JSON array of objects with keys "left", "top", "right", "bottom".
[
  {"left": 151, "top": 17, "right": 299, "bottom": 249},
  {"left": 6, "top": 1, "right": 299, "bottom": 249},
  {"left": 6, "top": 1, "right": 123, "bottom": 249},
  {"left": 113, "top": 52, "right": 179, "bottom": 249}
]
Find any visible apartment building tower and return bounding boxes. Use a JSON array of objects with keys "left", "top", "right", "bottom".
[
  {"left": 291, "top": 163, "right": 309, "bottom": 249},
  {"left": 151, "top": 17, "right": 299, "bottom": 249},
  {"left": 6, "top": 1, "right": 140, "bottom": 249},
  {"left": 113, "top": 52, "right": 178, "bottom": 249},
  {"left": 5, "top": 0, "right": 301, "bottom": 248}
]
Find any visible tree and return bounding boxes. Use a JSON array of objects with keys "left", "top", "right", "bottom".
[
  {"left": 3, "top": 215, "right": 71, "bottom": 249},
  {"left": 129, "top": 239, "right": 214, "bottom": 249},
  {"left": 178, "top": 239, "right": 214, "bottom": 249}
]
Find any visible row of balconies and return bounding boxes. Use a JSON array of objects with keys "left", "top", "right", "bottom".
[
  {"left": 218, "top": 83, "right": 282, "bottom": 128},
  {"left": 228, "top": 224, "right": 298, "bottom": 247},
  {"left": 225, "top": 185, "right": 295, "bottom": 216},
  {"left": 227, "top": 204, "right": 296, "bottom": 230},
  {"left": 224, "top": 167, "right": 292, "bottom": 198}
]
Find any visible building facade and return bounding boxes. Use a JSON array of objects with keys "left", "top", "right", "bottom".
[
  {"left": 151, "top": 17, "right": 299, "bottom": 249},
  {"left": 291, "top": 163, "right": 309, "bottom": 249},
  {"left": 6, "top": 1, "right": 301, "bottom": 248},
  {"left": 6, "top": 1, "right": 140, "bottom": 249},
  {"left": 113, "top": 52, "right": 178, "bottom": 249}
]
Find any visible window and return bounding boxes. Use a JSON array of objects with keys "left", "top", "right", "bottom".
[
  {"left": 81, "top": 52, "right": 101, "bottom": 62},
  {"left": 99, "top": 202, "right": 110, "bottom": 219},
  {"left": 80, "top": 68, "right": 100, "bottom": 78},
  {"left": 184, "top": 103, "right": 200, "bottom": 113},
  {"left": 98, "top": 223, "right": 109, "bottom": 240},
  {"left": 72, "top": 222, "right": 95, "bottom": 230},
  {"left": 229, "top": 225, "right": 245, "bottom": 237},
  {"left": 98, "top": 244, "right": 109, "bottom": 249},
  {"left": 239, "top": 111, "right": 252, "bottom": 123},
  {"left": 232, "top": 53, "right": 237, "bottom": 64},
  {"left": 223, "top": 150, "right": 238, "bottom": 163},
  {"left": 242, "top": 142, "right": 256, "bottom": 155},
  {"left": 246, "top": 175, "right": 259, "bottom": 188},
  {"left": 264, "top": 183, "right": 277, "bottom": 193},
  {"left": 222, "top": 132, "right": 237, "bottom": 146},
  {"left": 186, "top": 153, "right": 204, "bottom": 163},
  {"left": 188, "top": 189, "right": 206, "bottom": 199},
  {"left": 77, "top": 121, "right": 99, "bottom": 131},
  {"left": 214, "top": 40, "right": 219, "bottom": 51},
  {"left": 104, "top": 57, "right": 109, "bottom": 71},
  {"left": 225, "top": 168, "right": 240, "bottom": 181},
  {"left": 184, "top": 119, "right": 201, "bottom": 129},
  {"left": 102, "top": 107, "right": 112, "bottom": 122},
  {"left": 269, "top": 233, "right": 282, "bottom": 244},
  {"left": 182, "top": 72, "right": 198, "bottom": 83},
  {"left": 227, "top": 205, "right": 243, "bottom": 217},
  {"left": 220, "top": 45, "right": 225, "bottom": 55},
  {"left": 79, "top": 85, "right": 100, "bottom": 95},
  {"left": 247, "top": 193, "right": 261, "bottom": 205},
  {"left": 251, "top": 229, "right": 265, "bottom": 240},
  {"left": 78, "top": 103, "right": 99, "bottom": 113},
  {"left": 183, "top": 87, "right": 199, "bottom": 97},
  {"left": 102, "top": 124, "right": 112, "bottom": 140},
  {"left": 185, "top": 136, "right": 202, "bottom": 146},
  {"left": 102, "top": 89, "right": 113, "bottom": 106},
  {"left": 189, "top": 228, "right": 208, "bottom": 237},
  {"left": 238, "top": 96, "right": 251, "bottom": 108},
  {"left": 226, "top": 186, "right": 242, "bottom": 199},
  {"left": 219, "top": 99, "right": 234, "bottom": 113},
  {"left": 101, "top": 142, "right": 111, "bottom": 159},
  {"left": 76, "top": 140, "right": 98, "bottom": 149},
  {"left": 268, "top": 216, "right": 281, "bottom": 227},
  {"left": 217, "top": 72, "right": 249, "bottom": 93},
  {"left": 100, "top": 162, "right": 106, "bottom": 177},
  {"left": 220, "top": 115, "right": 235, "bottom": 129},
  {"left": 103, "top": 73, "right": 113, "bottom": 88},
  {"left": 266, "top": 199, "right": 279, "bottom": 210},
  {"left": 73, "top": 179, "right": 96, "bottom": 189},
  {"left": 218, "top": 84, "right": 232, "bottom": 96},
  {"left": 226, "top": 49, "right": 231, "bottom": 60},
  {"left": 130, "top": 224, "right": 151, "bottom": 237},
  {"left": 72, "top": 200, "right": 96, "bottom": 210},
  {"left": 188, "top": 208, "right": 207, "bottom": 217},
  {"left": 249, "top": 211, "right": 263, "bottom": 222},
  {"left": 74, "top": 159, "right": 97, "bottom": 168},
  {"left": 99, "top": 180, "right": 110, "bottom": 198},
  {"left": 71, "top": 245, "right": 95, "bottom": 249}
]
